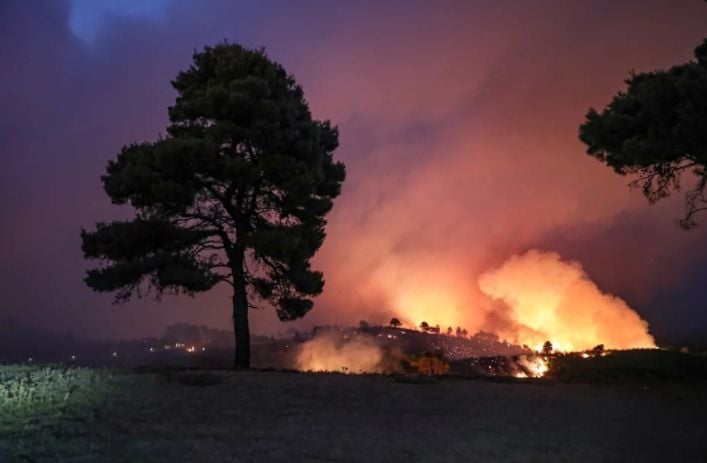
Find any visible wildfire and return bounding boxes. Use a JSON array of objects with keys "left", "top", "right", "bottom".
[
  {"left": 293, "top": 250, "right": 657, "bottom": 379},
  {"left": 382, "top": 250, "right": 655, "bottom": 355},
  {"left": 395, "top": 289, "right": 464, "bottom": 331},
  {"left": 295, "top": 332, "right": 386, "bottom": 373},
  {"left": 478, "top": 250, "right": 656, "bottom": 352},
  {"left": 514, "top": 355, "right": 549, "bottom": 378}
]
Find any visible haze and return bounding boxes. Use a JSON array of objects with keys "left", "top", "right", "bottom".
[{"left": 1, "top": 0, "right": 706, "bottom": 344}]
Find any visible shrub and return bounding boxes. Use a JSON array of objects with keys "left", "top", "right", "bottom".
[
  {"left": 401, "top": 352, "right": 450, "bottom": 376},
  {"left": 0, "top": 365, "right": 114, "bottom": 422}
]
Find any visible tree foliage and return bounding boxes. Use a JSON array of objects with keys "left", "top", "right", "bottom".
[
  {"left": 542, "top": 341, "right": 553, "bottom": 356},
  {"left": 579, "top": 38, "right": 707, "bottom": 228},
  {"left": 81, "top": 43, "right": 346, "bottom": 367}
]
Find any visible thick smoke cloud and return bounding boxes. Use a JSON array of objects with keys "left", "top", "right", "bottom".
[
  {"left": 478, "top": 250, "right": 656, "bottom": 351},
  {"left": 1, "top": 1, "right": 706, "bottom": 343}
]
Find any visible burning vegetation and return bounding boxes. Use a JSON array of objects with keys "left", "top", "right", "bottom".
[
  {"left": 289, "top": 249, "right": 657, "bottom": 378},
  {"left": 295, "top": 332, "right": 392, "bottom": 374},
  {"left": 292, "top": 325, "right": 557, "bottom": 379},
  {"left": 478, "top": 250, "right": 656, "bottom": 352}
]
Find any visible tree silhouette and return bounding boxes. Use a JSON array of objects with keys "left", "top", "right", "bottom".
[
  {"left": 592, "top": 344, "right": 605, "bottom": 356},
  {"left": 446, "top": 326, "right": 453, "bottom": 336},
  {"left": 580, "top": 38, "right": 707, "bottom": 228},
  {"left": 389, "top": 317, "right": 402, "bottom": 328},
  {"left": 542, "top": 341, "right": 554, "bottom": 356},
  {"left": 358, "top": 320, "right": 370, "bottom": 331},
  {"left": 81, "top": 43, "right": 346, "bottom": 368},
  {"left": 419, "top": 321, "right": 430, "bottom": 332}
]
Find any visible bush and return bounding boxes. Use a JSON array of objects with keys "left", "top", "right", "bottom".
[
  {"left": 0, "top": 365, "right": 115, "bottom": 422},
  {"left": 550, "top": 349, "right": 707, "bottom": 383},
  {"left": 0, "top": 365, "right": 121, "bottom": 461},
  {"left": 401, "top": 352, "right": 450, "bottom": 376}
]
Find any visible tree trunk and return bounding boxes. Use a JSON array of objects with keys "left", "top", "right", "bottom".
[{"left": 232, "top": 255, "right": 250, "bottom": 369}]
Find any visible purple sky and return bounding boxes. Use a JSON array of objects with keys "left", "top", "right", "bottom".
[{"left": 1, "top": 0, "right": 706, "bottom": 343}]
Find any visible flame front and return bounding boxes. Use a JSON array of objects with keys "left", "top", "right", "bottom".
[{"left": 514, "top": 355, "right": 550, "bottom": 378}]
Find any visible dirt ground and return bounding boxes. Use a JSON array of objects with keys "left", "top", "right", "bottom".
[{"left": 3, "top": 370, "right": 707, "bottom": 463}]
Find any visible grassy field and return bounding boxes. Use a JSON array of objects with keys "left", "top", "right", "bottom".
[
  {"left": 1, "top": 353, "right": 706, "bottom": 462},
  {"left": 550, "top": 349, "right": 707, "bottom": 382}
]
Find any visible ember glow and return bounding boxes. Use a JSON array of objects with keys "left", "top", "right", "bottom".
[
  {"left": 478, "top": 250, "right": 656, "bottom": 352},
  {"left": 514, "top": 355, "right": 550, "bottom": 378}
]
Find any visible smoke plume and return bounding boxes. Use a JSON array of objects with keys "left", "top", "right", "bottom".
[
  {"left": 295, "top": 332, "right": 391, "bottom": 373},
  {"left": 478, "top": 250, "right": 656, "bottom": 351}
]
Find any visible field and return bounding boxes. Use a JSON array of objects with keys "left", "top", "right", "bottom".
[{"left": 1, "top": 353, "right": 707, "bottom": 463}]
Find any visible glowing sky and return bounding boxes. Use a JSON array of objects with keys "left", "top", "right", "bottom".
[{"left": 1, "top": 0, "right": 706, "bottom": 343}]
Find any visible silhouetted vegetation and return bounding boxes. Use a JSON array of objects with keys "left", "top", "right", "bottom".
[
  {"left": 580, "top": 38, "right": 707, "bottom": 228},
  {"left": 401, "top": 352, "right": 450, "bottom": 376},
  {"left": 550, "top": 349, "right": 707, "bottom": 383},
  {"left": 80, "top": 43, "right": 346, "bottom": 368},
  {"left": 542, "top": 341, "right": 554, "bottom": 355}
]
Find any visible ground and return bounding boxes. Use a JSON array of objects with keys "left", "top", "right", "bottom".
[{"left": 1, "top": 367, "right": 706, "bottom": 462}]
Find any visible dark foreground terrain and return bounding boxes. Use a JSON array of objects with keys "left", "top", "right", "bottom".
[{"left": 2, "top": 362, "right": 706, "bottom": 463}]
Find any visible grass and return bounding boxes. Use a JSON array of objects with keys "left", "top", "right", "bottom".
[
  {"left": 2, "top": 352, "right": 706, "bottom": 462},
  {"left": 0, "top": 365, "right": 127, "bottom": 461},
  {"left": 549, "top": 349, "right": 707, "bottom": 383},
  {"left": 1, "top": 365, "right": 110, "bottom": 415}
]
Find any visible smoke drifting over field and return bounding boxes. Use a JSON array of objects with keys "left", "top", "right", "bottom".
[
  {"left": 295, "top": 333, "right": 389, "bottom": 374},
  {"left": 478, "top": 250, "right": 656, "bottom": 351}
]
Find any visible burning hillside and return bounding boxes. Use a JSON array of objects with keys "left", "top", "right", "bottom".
[
  {"left": 295, "top": 332, "right": 391, "bottom": 373},
  {"left": 365, "top": 250, "right": 657, "bottom": 357},
  {"left": 478, "top": 250, "right": 656, "bottom": 352},
  {"left": 294, "top": 250, "right": 656, "bottom": 376},
  {"left": 293, "top": 325, "right": 543, "bottom": 376}
]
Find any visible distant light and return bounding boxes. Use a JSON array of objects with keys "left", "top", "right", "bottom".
[
  {"left": 112, "top": 352, "right": 118, "bottom": 357},
  {"left": 149, "top": 347, "right": 154, "bottom": 352},
  {"left": 70, "top": 355, "right": 76, "bottom": 361},
  {"left": 201, "top": 347, "right": 206, "bottom": 352},
  {"left": 28, "top": 357, "right": 33, "bottom": 363}
]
